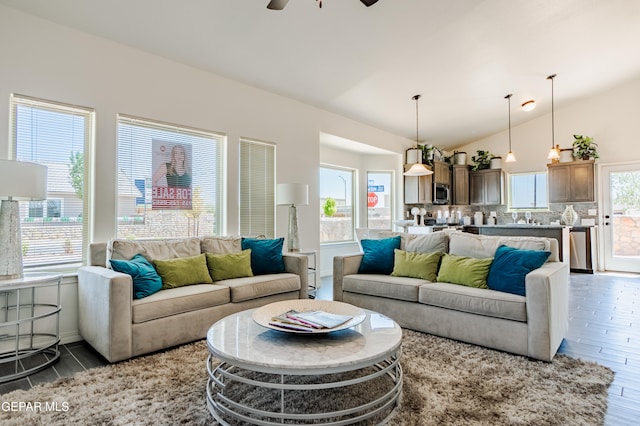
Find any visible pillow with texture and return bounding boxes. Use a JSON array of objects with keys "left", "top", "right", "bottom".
[
  {"left": 358, "top": 236, "right": 401, "bottom": 274},
  {"left": 404, "top": 232, "right": 449, "bottom": 254},
  {"left": 153, "top": 254, "right": 213, "bottom": 289},
  {"left": 436, "top": 253, "right": 493, "bottom": 289},
  {"left": 241, "top": 237, "right": 285, "bottom": 275},
  {"left": 206, "top": 249, "right": 254, "bottom": 281},
  {"left": 391, "top": 249, "right": 442, "bottom": 281},
  {"left": 487, "top": 245, "right": 551, "bottom": 296},
  {"left": 110, "top": 253, "right": 163, "bottom": 299}
]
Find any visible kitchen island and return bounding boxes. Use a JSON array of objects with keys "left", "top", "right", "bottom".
[{"left": 463, "top": 225, "right": 570, "bottom": 264}]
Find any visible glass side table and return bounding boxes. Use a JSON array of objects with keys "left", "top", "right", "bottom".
[{"left": 0, "top": 272, "right": 62, "bottom": 383}]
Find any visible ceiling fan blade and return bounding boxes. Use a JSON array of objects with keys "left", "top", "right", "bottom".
[
  {"left": 267, "top": 0, "right": 290, "bottom": 10},
  {"left": 360, "top": 0, "right": 379, "bottom": 6}
]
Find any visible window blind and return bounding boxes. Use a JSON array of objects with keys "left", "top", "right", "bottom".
[
  {"left": 116, "top": 115, "right": 224, "bottom": 239},
  {"left": 10, "top": 94, "right": 94, "bottom": 267},
  {"left": 239, "top": 139, "right": 275, "bottom": 238}
]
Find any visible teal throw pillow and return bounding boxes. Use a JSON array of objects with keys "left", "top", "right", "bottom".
[
  {"left": 436, "top": 254, "right": 493, "bottom": 289},
  {"left": 206, "top": 249, "right": 254, "bottom": 281},
  {"left": 487, "top": 245, "right": 551, "bottom": 296},
  {"left": 241, "top": 237, "right": 285, "bottom": 275},
  {"left": 358, "top": 236, "right": 401, "bottom": 275},
  {"left": 110, "top": 254, "right": 162, "bottom": 299},
  {"left": 391, "top": 249, "right": 442, "bottom": 281}
]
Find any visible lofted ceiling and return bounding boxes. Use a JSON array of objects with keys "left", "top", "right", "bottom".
[{"left": 2, "top": 0, "right": 640, "bottom": 151}]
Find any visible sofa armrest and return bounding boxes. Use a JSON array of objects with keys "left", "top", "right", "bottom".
[
  {"left": 283, "top": 253, "right": 309, "bottom": 299},
  {"left": 524, "top": 261, "right": 569, "bottom": 361},
  {"left": 77, "top": 266, "right": 134, "bottom": 362},
  {"left": 332, "top": 253, "right": 364, "bottom": 302}
]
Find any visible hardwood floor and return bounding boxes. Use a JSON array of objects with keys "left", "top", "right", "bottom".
[{"left": 1, "top": 273, "right": 638, "bottom": 425}]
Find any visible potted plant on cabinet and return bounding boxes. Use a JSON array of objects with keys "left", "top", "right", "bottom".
[
  {"left": 471, "top": 150, "right": 493, "bottom": 171},
  {"left": 572, "top": 135, "right": 599, "bottom": 160}
]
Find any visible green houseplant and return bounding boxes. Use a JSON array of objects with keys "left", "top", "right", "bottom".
[
  {"left": 471, "top": 150, "right": 493, "bottom": 171},
  {"left": 572, "top": 135, "right": 599, "bottom": 160}
]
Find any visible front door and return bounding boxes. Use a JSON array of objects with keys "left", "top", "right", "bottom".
[{"left": 601, "top": 162, "right": 640, "bottom": 272}]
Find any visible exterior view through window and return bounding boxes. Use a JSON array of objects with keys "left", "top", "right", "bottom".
[
  {"left": 509, "top": 172, "right": 548, "bottom": 210},
  {"left": 367, "top": 171, "right": 393, "bottom": 229},
  {"left": 320, "top": 166, "right": 354, "bottom": 243}
]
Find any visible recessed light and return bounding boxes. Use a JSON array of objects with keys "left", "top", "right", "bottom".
[{"left": 521, "top": 100, "right": 536, "bottom": 112}]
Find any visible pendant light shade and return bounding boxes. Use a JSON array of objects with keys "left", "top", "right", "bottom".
[
  {"left": 504, "top": 93, "right": 516, "bottom": 163},
  {"left": 547, "top": 74, "right": 560, "bottom": 162},
  {"left": 403, "top": 94, "right": 433, "bottom": 177}
]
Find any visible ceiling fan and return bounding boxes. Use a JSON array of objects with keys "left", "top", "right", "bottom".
[{"left": 267, "top": 0, "right": 379, "bottom": 10}]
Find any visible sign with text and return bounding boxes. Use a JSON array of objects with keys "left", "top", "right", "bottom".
[{"left": 151, "top": 140, "right": 192, "bottom": 210}]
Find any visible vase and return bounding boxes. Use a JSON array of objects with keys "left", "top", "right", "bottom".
[{"left": 561, "top": 205, "right": 579, "bottom": 226}]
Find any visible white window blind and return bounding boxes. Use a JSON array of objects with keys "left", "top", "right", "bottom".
[
  {"left": 10, "top": 94, "right": 94, "bottom": 267},
  {"left": 116, "top": 115, "right": 223, "bottom": 238},
  {"left": 239, "top": 139, "right": 275, "bottom": 238}
]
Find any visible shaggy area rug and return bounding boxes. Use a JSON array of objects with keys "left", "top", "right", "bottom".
[{"left": 0, "top": 330, "right": 613, "bottom": 425}]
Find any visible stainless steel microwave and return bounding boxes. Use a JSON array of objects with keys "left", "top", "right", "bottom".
[{"left": 433, "top": 182, "right": 450, "bottom": 204}]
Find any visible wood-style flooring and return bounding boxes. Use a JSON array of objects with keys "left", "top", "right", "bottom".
[{"left": 1, "top": 273, "right": 638, "bottom": 425}]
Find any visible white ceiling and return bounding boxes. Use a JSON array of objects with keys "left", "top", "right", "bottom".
[{"left": 3, "top": 0, "right": 640, "bottom": 150}]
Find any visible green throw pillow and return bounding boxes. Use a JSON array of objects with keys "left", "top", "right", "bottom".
[
  {"left": 153, "top": 254, "right": 213, "bottom": 289},
  {"left": 206, "top": 249, "right": 254, "bottom": 281},
  {"left": 436, "top": 253, "right": 493, "bottom": 289},
  {"left": 391, "top": 249, "right": 442, "bottom": 281}
]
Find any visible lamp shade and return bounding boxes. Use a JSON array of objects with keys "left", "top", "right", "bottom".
[
  {"left": 0, "top": 160, "right": 48, "bottom": 200},
  {"left": 276, "top": 183, "right": 308, "bottom": 206},
  {"left": 403, "top": 163, "right": 433, "bottom": 176}
]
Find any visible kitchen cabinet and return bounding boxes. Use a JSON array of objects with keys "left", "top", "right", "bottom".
[
  {"left": 470, "top": 169, "right": 503, "bottom": 205},
  {"left": 548, "top": 160, "right": 595, "bottom": 203},
  {"left": 452, "top": 165, "right": 470, "bottom": 205},
  {"left": 404, "top": 164, "right": 432, "bottom": 204},
  {"left": 433, "top": 161, "right": 451, "bottom": 185}
]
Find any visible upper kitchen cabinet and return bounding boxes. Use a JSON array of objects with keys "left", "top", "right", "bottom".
[
  {"left": 470, "top": 168, "right": 504, "bottom": 205},
  {"left": 433, "top": 160, "right": 451, "bottom": 185},
  {"left": 548, "top": 160, "right": 595, "bottom": 203},
  {"left": 452, "top": 165, "right": 470, "bottom": 205}
]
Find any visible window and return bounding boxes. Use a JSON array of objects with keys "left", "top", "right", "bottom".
[
  {"left": 367, "top": 171, "right": 393, "bottom": 229},
  {"left": 320, "top": 166, "right": 355, "bottom": 243},
  {"left": 116, "top": 115, "right": 223, "bottom": 239},
  {"left": 239, "top": 138, "right": 275, "bottom": 237},
  {"left": 11, "top": 94, "right": 94, "bottom": 267},
  {"left": 509, "top": 172, "right": 548, "bottom": 210}
]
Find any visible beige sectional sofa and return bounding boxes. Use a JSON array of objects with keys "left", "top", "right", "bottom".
[
  {"left": 78, "top": 237, "right": 307, "bottom": 362},
  {"left": 333, "top": 231, "right": 569, "bottom": 361}
]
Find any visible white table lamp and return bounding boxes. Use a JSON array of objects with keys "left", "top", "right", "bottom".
[
  {"left": 0, "top": 160, "right": 48, "bottom": 279},
  {"left": 276, "top": 183, "right": 308, "bottom": 252}
]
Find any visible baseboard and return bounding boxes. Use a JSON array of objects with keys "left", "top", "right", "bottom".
[{"left": 60, "top": 330, "right": 82, "bottom": 344}]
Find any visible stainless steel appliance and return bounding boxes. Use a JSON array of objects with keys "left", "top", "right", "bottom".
[{"left": 433, "top": 182, "right": 450, "bottom": 204}]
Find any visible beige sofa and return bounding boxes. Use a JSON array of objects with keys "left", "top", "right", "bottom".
[
  {"left": 78, "top": 237, "right": 307, "bottom": 362},
  {"left": 333, "top": 231, "right": 569, "bottom": 361}
]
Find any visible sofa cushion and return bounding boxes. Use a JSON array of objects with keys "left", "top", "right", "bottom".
[
  {"left": 391, "top": 249, "right": 442, "bottom": 281},
  {"left": 222, "top": 273, "right": 300, "bottom": 302},
  {"left": 241, "top": 237, "right": 286, "bottom": 275},
  {"left": 418, "top": 283, "right": 527, "bottom": 322},
  {"left": 107, "top": 237, "right": 202, "bottom": 267},
  {"left": 358, "top": 236, "right": 402, "bottom": 274},
  {"left": 201, "top": 236, "right": 242, "bottom": 255},
  {"left": 436, "top": 254, "right": 493, "bottom": 289},
  {"left": 487, "top": 245, "right": 551, "bottom": 296},
  {"left": 448, "top": 232, "right": 550, "bottom": 259},
  {"left": 206, "top": 249, "right": 254, "bottom": 281},
  {"left": 343, "top": 274, "right": 425, "bottom": 302},
  {"left": 153, "top": 254, "right": 213, "bottom": 289},
  {"left": 404, "top": 232, "right": 449, "bottom": 254},
  {"left": 376, "top": 231, "right": 414, "bottom": 251},
  {"left": 109, "top": 254, "right": 163, "bottom": 299},
  {"left": 132, "top": 284, "right": 230, "bottom": 323}
]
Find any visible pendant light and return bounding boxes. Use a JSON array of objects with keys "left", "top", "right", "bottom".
[
  {"left": 547, "top": 74, "right": 560, "bottom": 162},
  {"left": 504, "top": 93, "right": 516, "bottom": 163},
  {"left": 403, "top": 94, "right": 434, "bottom": 176}
]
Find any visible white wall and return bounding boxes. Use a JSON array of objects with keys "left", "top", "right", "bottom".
[{"left": 0, "top": 6, "right": 409, "bottom": 342}]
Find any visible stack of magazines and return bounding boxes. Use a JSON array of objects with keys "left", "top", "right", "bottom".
[{"left": 269, "top": 310, "right": 353, "bottom": 332}]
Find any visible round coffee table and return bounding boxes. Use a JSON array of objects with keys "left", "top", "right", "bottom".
[{"left": 205, "top": 301, "right": 403, "bottom": 425}]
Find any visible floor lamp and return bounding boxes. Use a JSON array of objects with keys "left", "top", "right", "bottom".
[
  {"left": 276, "top": 183, "right": 308, "bottom": 252},
  {"left": 0, "top": 160, "right": 48, "bottom": 280}
]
